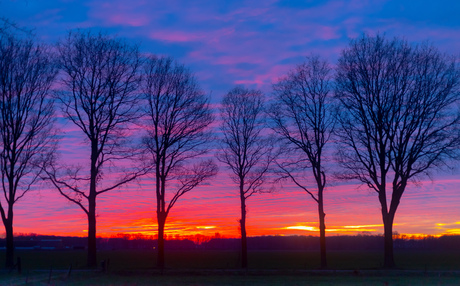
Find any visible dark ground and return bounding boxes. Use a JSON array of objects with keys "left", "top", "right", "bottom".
[{"left": 0, "top": 249, "right": 459, "bottom": 285}]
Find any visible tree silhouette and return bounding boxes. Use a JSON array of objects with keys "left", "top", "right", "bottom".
[
  {"left": 335, "top": 34, "right": 460, "bottom": 268},
  {"left": 219, "top": 86, "right": 274, "bottom": 269},
  {"left": 270, "top": 56, "right": 335, "bottom": 269},
  {"left": 141, "top": 56, "right": 217, "bottom": 270},
  {"left": 0, "top": 21, "right": 57, "bottom": 268},
  {"left": 44, "top": 30, "right": 143, "bottom": 268}
]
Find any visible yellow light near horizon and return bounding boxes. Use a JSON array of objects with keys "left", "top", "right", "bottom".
[
  {"left": 196, "top": 226, "right": 216, "bottom": 229},
  {"left": 283, "top": 224, "right": 383, "bottom": 233},
  {"left": 284, "top": 226, "right": 318, "bottom": 231},
  {"left": 343, "top": 224, "right": 383, "bottom": 229},
  {"left": 445, "top": 229, "right": 460, "bottom": 235},
  {"left": 326, "top": 228, "right": 377, "bottom": 232}
]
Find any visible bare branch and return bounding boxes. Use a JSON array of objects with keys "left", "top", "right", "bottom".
[
  {"left": 269, "top": 55, "right": 334, "bottom": 201},
  {"left": 335, "top": 33, "right": 460, "bottom": 268},
  {"left": 167, "top": 160, "right": 217, "bottom": 213},
  {"left": 41, "top": 164, "right": 89, "bottom": 215},
  {"left": 97, "top": 166, "right": 151, "bottom": 195},
  {"left": 0, "top": 26, "right": 57, "bottom": 267},
  {"left": 274, "top": 160, "right": 318, "bottom": 203},
  {"left": 269, "top": 55, "right": 334, "bottom": 269},
  {"left": 140, "top": 55, "right": 216, "bottom": 269},
  {"left": 47, "top": 29, "right": 143, "bottom": 268},
  {"left": 218, "top": 86, "right": 275, "bottom": 268},
  {"left": 218, "top": 86, "right": 274, "bottom": 194}
]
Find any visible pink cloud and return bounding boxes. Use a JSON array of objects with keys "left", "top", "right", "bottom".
[
  {"left": 317, "top": 25, "right": 341, "bottom": 40},
  {"left": 150, "top": 27, "right": 235, "bottom": 44},
  {"left": 108, "top": 14, "right": 150, "bottom": 27},
  {"left": 87, "top": 0, "right": 151, "bottom": 27},
  {"left": 149, "top": 30, "right": 203, "bottom": 43}
]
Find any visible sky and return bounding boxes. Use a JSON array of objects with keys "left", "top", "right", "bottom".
[{"left": 1, "top": 0, "right": 460, "bottom": 239}]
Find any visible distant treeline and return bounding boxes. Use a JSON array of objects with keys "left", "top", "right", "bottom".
[{"left": 1, "top": 234, "right": 459, "bottom": 252}]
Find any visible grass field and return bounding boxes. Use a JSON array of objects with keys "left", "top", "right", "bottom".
[
  {"left": 2, "top": 270, "right": 460, "bottom": 285},
  {"left": 0, "top": 249, "right": 459, "bottom": 285},
  {"left": 2, "top": 272, "right": 460, "bottom": 286},
  {"left": 4, "top": 249, "right": 460, "bottom": 271}
]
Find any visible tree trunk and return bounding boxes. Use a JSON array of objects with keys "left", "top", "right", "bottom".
[
  {"left": 87, "top": 197, "right": 97, "bottom": 268},
  {"left": 240, "top": 190, "right": 247, "bottom": 269},
  {"left": 4, "top": 219, "right": 14, "bottom": 269},
  {"left": 86, "top": 140, "right": 98, "bottom": 268},
  {"left": 318, "top": 199, "right": 327, "bottom": 269},
  {"left": 157, "top": 211, "right": 166, "bottom": 270},
  {"left": 382, "top": 213, "right": 395, "bottom": 268}
]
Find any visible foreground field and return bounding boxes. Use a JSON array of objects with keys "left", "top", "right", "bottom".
[
  {"left": 2, "top": 271, "right": 460, "bottom": 286},
  {"left": 2, "top": 249, "right": 459, "bottom": 271},
  {"left": 0, "top": 249, "right": 459, "bottom": 285}
]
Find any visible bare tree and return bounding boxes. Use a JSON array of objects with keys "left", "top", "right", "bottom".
[
  {"left": 141, "top": 56, "right": 217, "bottom": 270},
  {"left": 0, "top": 24, "right": 56, "bottom": 268},
  {"left": 218, "top": 86, "right": 274, "bottom": 269},
  {"left": 43, "top": 30, "right": 143, "bottom": 268},
  {"left": 335, "top": 34, "right": 460, "bottom": 268},
  {"left": 269, "top": 56, "right": 335, "bottom": 269}
]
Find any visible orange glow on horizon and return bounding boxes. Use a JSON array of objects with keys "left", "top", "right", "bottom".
[
  {"left": 8, "top": 221, "right": 460, "bottom": 241},
  {"left": 6, "top": 230, "right": 457, "bottom": 241},
  {"left": 8, "top": 167, "right": 460, "bottom": 241}
]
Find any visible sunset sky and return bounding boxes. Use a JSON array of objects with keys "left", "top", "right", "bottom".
[{"left": 1, "top": 0, "right": 460, "bottom": 239}]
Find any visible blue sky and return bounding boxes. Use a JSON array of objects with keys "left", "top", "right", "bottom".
[{"left": 3, "top": 0, "right": 460, "bottom": 99}]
